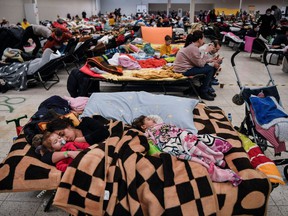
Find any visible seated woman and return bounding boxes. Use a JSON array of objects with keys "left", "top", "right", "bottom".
[
  {"left": 132, "top": 115, "right": 242, "bottom": 186},
  {"left": 173, "top": 30, "right": 217, "bottom": 101},
  {"left": 38, "top": 116, "right": 110, "bottom": 166}
]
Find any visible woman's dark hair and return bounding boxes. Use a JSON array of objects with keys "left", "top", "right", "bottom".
[
  {"left": 46, "top": 117, "right": 74, "bottom": 132},
  {"left": 131, "top": 115, "right": 146, "bottom": 132},
  {"left": 55, "top": 28, "right": 63, "bottom": 37},
  {"left": 184, "top": 33, "right": 193, "bottom": 47},
  {"left": 184, "top": 30, "right": 204, "bottom": 47},
  {"left": 271, "top": 5, "right": 277, "bottom": 11}
]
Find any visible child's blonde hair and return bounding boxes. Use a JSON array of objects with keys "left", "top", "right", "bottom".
[
  {"left": 189, "top": 23, "right": 203, "bottom": 34},
  {"left": 41, "top": 131, "right": 55, "bottom": 152},
  {"left": 31, "top": 131, "right": 54, "bottom": 153}
]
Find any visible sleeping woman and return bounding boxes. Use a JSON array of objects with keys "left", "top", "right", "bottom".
[{"left": 34, "top": 116, "right": 110, "bottom": 166}]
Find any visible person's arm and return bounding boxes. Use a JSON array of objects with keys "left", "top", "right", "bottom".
[
  {"left": 51, "top": 151, "right": 80, "bottom": 163},
  {"left": 77, "top": 117, "right": 110, "bottom": 145},
  {"left": 43, "top": 37, "right": 55, "bottom": 51},
  {"left": 188, "top": 46, "right": 209, "bottom": 67},
  {"left": 56, "top": 158, "right": 70, "bottom": 172},
  {"left": 63, "top": 32, "right": 73, "bottom": 41},
  {"left": 159, "top": 44, "right": 166, "bottom": 56}
]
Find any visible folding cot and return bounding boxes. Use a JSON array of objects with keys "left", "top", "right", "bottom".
[{"left": 27, "top": 55, "right": 65, "bottom": 90}]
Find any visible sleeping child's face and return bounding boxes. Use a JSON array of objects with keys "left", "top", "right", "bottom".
[
  {"left": 141, "top": 117, "right": 157, "bottom": 131},
  {"left": 48, "top": 133, "right": 64, "bottom": 151}
]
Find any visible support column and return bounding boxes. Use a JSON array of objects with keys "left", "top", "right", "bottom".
[
  {"left": 24, "top": 0, "right": 39, "bottom": 24},
  {"left": 239, "top": 0, "right": 243, "bottom": 11},
  {"left": 167, "top": 0, "right": 171, "bottom": 17},
  {"left": 189, "top": 0, "right": 195, "bottom": 23}
]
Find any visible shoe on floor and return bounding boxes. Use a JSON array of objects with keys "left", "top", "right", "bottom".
[
  {"left": 200, "top": 92, "right": 214, "bottom": 101},
  {"left": 208, "top": 87, "right": 215, "bottom": 93},
  {"left": 208, "top": 91, "right": 217, "bottom": 97},
  {"left": 211, "top": 80, "right": 219, "bottom": 85},
  {"left": 1, "top": 82, "right": 10, "bottom": 93}
]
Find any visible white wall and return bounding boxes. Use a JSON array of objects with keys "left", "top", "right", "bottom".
[
  {"left": 100, "top": 0, "right": 288, "bottom": 15},
  {"left": 37, "top": 0, "right": 93, "bottom": 21},
  {"left": 0, "top": 0, "right": 25, "bottom": 24},
  {"left": 0, "top": 0, "right": 287, "bottom": 24}
]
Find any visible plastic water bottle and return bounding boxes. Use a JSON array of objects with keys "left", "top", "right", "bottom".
[{"left": 228, "top": 113, "right": 232, "bottom": 123}]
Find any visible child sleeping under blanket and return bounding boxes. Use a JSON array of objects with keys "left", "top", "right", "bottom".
[{"left": 132, "top": 115, "right": 242, "bottom": 186}]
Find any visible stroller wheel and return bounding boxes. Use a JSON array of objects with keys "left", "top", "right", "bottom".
[
  {"left": 284, "top": 165, "right": 288, "bottom": 180},
  {"left": 255, "top": 137, "right": 268, "bottom": 152},
  {"left": 232, "top": 94, "right": 244, "bottom": 105}
]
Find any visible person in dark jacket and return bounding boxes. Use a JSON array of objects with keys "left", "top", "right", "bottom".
[
  {"left": 272, "top": 26, "right": 288, "bottom": 48},
  {"left": 20, "top": 24, "right": 52, "bottom": 56},
  {"left": 271, "top": 5, "right": 282, "bottom": 25},
  {"left": 257, "top": 8, "right": 276, "bottom": 39}
]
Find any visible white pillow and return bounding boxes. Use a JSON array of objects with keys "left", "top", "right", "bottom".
[{"left": 81, "top": 91, "right": 199, "bottom": 134}]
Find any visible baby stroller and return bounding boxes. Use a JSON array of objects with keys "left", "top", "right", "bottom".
[{"left": 231, "top": 49, "right": 288, "bottom": 180}]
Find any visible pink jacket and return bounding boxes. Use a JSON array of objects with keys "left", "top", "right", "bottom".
[{"left": 173, "top": 43, "right": 209, "bottom": 73}]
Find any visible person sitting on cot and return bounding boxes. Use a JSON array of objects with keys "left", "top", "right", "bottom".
[
  {"left": 33, "top": 131, "right": 90, "bottom": 172},
  {"left": 131, "top": 115, "right": 242, "bottom": 186},
  {"left": 160, "top": 35, "right": 173, "bottom": 57},
  {"left": 173, "top": 30, "right": 219, "bottom": 101}
]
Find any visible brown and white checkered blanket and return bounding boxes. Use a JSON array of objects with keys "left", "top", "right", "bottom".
[
  {"left": 0, "top": 103, "right": 271, "bottom": 215},
  {"left": 53, "top": 104, "right": 271, "bottom": 215}
]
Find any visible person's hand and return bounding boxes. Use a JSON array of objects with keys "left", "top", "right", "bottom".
[
  {"left": 217, "top": 57, "right": 223, "bottom": 64},
  {"left": 214, "top": 62, "right": 220, "bottom": 69},
  {"left": 283, "top": 46, "right": 288, "bottom": 53},
  {"left": 67, "top": 151, "right": 80, "bottom": 159}
]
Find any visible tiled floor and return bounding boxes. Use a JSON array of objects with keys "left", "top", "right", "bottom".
[{"left": 0, "top": 45, "right": 287, "bottom": 215}]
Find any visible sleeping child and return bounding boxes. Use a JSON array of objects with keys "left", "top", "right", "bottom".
[
  {"left": 32, "top": 131, "right": 89, "bottom": 172},
  {"left": 132, "top": 115, "right": 242, "bottom": 186}
]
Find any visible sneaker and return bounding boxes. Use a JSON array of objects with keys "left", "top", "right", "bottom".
[
  {"left": 200, "top": 92, "right": 214, "bottom": 101},
  {"left": 211, "top": 80, "right": 219, "bottom": 85},
  {"left": 208, "top": 87, "right": 215, "bottom": 93},
  {"left": 208, "top": 91, "right": 217, "bottom": 97},
  {"left": 1, "top": 82, "right": 10, "bottom": 93}
]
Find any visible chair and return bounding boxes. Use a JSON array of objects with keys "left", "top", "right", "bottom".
[
  {"left": 69, "top": 38, "right": 93, "bottom": 67},
  {"left": 61, "top": 38, "right": 79, "bottom": 73},
  {"left": 27, "top": 56, "right": 65, "bottom": 90},
  {"left": 250, "top": 38, "right": 267, "bottom": 58}
]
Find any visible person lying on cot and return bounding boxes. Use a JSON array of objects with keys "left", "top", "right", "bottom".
[
  {"left": 33, "top": 131, "right": 90, "bottom": 172},
  {"left": 33, "top": 116, "right": 110, "bottom": 166},
  {"left": 131, "top": 115, "right": 242, "bottom": 186}
]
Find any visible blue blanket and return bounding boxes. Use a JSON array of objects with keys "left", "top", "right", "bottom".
[
  {"left": 81, "top": 91, "right": 199, "bottom": 134},
  {"left": 250, "top": 96, "right": 288, "bottom": 125}
]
